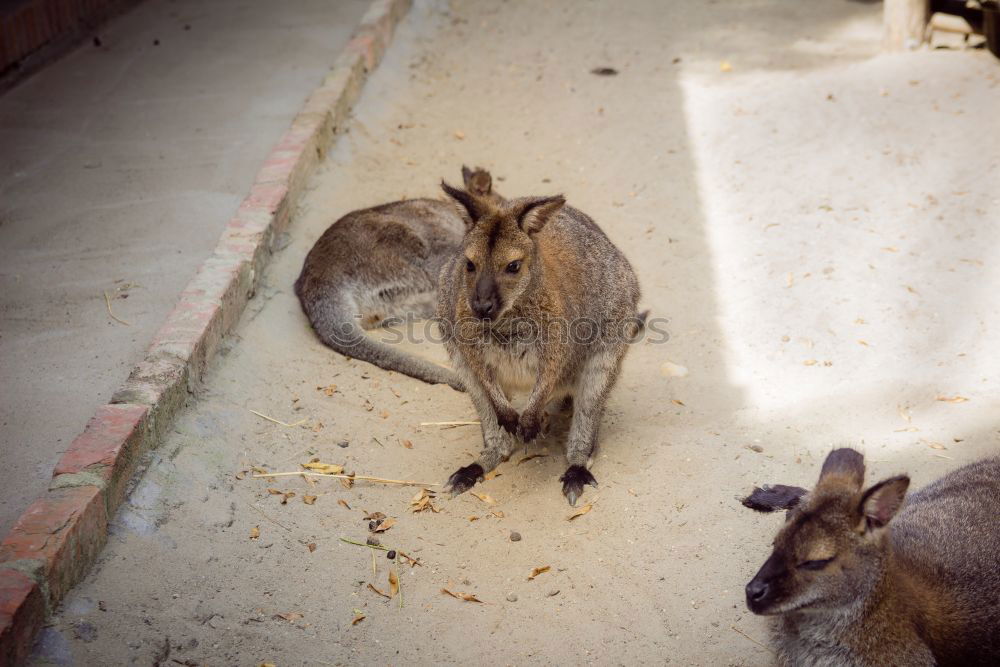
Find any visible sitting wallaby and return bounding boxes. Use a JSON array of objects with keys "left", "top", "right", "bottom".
[
  {"left": 436, "top": 181, "right": 641, "bottom": 505},
  {"left": 745, "top": 448, "right": 1000, "bottom": 666},
  {"left": 294, "top": 167, "right": 496, "bottom": 391}
]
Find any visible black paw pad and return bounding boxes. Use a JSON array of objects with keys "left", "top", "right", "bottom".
[
  {"left": 560, "top": 465, "right": 598, "bottom": 506},
  {"left": 741, "top": 484, "right": 808, "bottom": 513},
  {"left": 445, "top": 463, "right": 484, "bottom": 496}
]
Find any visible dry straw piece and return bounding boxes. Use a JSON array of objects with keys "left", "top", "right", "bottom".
[{"left": 253, "top": 471, "right": 438, "bottom": 486}]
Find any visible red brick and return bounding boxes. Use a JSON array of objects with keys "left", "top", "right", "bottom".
[
  {"left": 300, "top": 83, "right": 346, "bottom": 118},
  {"left": 216, "top": 225, "right": 267, "bottom": 262},
  {"left": 254, "top": 124, "right": 323, "bottom": 195},
  {"left": 51, "top": 404, "right": 149, "bottom": 516},
  {"left": 0, "top": 487, "right": 108, "bottom": 605},
  {"left": 347, "top": 32, "right": 379, "bottom": 71},
  {"left": 112, "top": 355, "right": 189, "bottom": 412},
  {"left": 235, "top": 181, "right": 290, "bottom": 238},
  {"left": 147, "top": 298, "right": 220, "bottom": 369},
  {"left": 0, "top": 569, "right": 45, "bottom": 667},
  {"left": 146, "top": 253, "right": 252, "bottom": 385},
  {"left": 179, "top": 255, "right": 252, "bottom": 333},
  {"left": 241, "top": 181, "right": 289, "bottom": 216},
  {"left": 52, "top": 404, "right": 146, "bottom": 474}
]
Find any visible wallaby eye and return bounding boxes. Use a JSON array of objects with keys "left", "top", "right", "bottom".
[
  {"left": 466, "top": 260, "right": 476, "bottom": 273},
  {"left": 798, "top": 557, "right": 834, "bottom": 571},
  {"left": 505, "top": 260, "right": 522, "bottom": 274}
]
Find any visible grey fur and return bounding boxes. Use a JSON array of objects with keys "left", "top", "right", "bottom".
[
  {"left": 295, "top": 169, "right": 497, "bottom": 391},
  {"left": 437, "top": 187, "right": 641, "bottom": 505},
  {"left": 752, "top": 451, "right": 1000, "bottom": 666}
]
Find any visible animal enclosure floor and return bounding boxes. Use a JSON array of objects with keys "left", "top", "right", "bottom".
[
  {"left": 31, "top": 0, "right": 1000, "bottom": 664},
  {"left": 0, "top": 0, "right": 369, "bottom": 540}
]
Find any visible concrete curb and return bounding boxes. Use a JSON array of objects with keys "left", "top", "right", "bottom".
[{"left": 0, "top": 0, "right": 412, "bottom": 663}]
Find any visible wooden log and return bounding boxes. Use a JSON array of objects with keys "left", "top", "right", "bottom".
[{"left": 884, "top": 0, "right": 931, "bottom": 50}]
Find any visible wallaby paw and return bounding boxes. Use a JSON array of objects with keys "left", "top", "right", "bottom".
[
  {"left": 741, "top": 484, "right": 808, "bottom": 512},
  {"left": 560, "top": 465, "right": 598, "bottom": 506},
  {"left": 516, "top": 411, "right": 544, "bottom": 443},
  {"left": 496, "top": 407, "right": 519, "bottom": 436},
  {"left": 445, "top": 463, "right": 484, "bottom": 497}
]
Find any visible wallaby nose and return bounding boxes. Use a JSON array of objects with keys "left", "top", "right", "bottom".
[
  {"left": 472, "top": 300, "right": 495, "bottom": 319},
  {"left": 746, "top": 579, "right": 769, "bottom": 605}
]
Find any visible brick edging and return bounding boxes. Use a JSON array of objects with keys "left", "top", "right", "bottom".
[{"left": 0, "top": 0, "right": 412, "bottom": 663}]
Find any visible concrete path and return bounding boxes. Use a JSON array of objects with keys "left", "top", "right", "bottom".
[
  {"left": 0, "top": 0, "right": 369, "bottom": 538},
  {"left": 29, "top": 0, "right": 1000, "bottom": 664}
]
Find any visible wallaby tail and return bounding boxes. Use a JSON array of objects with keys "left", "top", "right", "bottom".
[{"left": 298, "top": 286, "right": 464, "bottom": 391}]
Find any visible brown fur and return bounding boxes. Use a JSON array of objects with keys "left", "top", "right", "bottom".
[
  {"left": 436, "top": 181, "right": 642, "bottom": 505},
  {"left": 294, "top": 168, "right": 497, "bottom": 390},
  {"left": 746, "top": 448, "right": 1000, "bottom": 666}
]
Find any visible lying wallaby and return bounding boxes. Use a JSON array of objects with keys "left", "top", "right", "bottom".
[
  {"left": 294, "top": 167, "right": 496, "bottom": 391},
  {"left": 437, "top": 181, "right": 641, "bottom": 505},
  {"left": 745, "top": 448, "right": 1000, "bottom": 666}
]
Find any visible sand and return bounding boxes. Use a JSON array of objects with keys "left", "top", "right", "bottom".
[{"left": 31, "top": 0, "right": 1000, "bottom": 664}]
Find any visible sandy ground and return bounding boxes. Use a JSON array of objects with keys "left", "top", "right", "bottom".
[
  {"left": 0, "top": 0, "right": 368, "bottom": 538},
  {"left": 31, "top": 0, "right": 1000, "bottom": 664}
]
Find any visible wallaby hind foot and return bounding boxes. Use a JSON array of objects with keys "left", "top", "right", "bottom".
[
  {"left": 445, "top": 463, "right": 484, "bottom": 497},
  {"left": 560, "top": 465, "right": 598, "bottom": 507}
]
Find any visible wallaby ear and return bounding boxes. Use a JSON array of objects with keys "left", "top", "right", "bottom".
[
  {"left": 441, "top": 180, "right": 481, "bottom": 228},
  {"left": 462, "top": 166, "right": 492, "bottom": 197},
  {"left": 517, "top": 195, "right": 565, "bottom": 235},
  {"left": 859, "top": 475, "right": 909, "bottom": 529},
  {"left": 741, "top": 484, "right": 809, "bottom": 513},
  {"left": 817, "top": 448, "right": 865, "bottom": 492}
]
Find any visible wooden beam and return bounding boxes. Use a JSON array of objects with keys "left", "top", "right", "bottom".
[{"left": 884, "top": 0, "right": 930, "bottom": 51}]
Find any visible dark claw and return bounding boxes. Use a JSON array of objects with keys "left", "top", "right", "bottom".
[
  {"left": 497, "top": 408, "right": 519, "bottom": 436},
  {"left": 517, "top": 413, "right": 542, "bottom": 443},
  {"left": 445, "top": 463, "right": 484, "bottom": 497},
  {"left": 559, "top": 465, "right": 598, "bottom": 506},
  {"left": 740, "top": 484, "right": 808, "bottom": 512}
]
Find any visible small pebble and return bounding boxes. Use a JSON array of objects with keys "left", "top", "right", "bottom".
[
  {"left": 386, "top": 550, "right": 396, "bottom": 560},
  {"left": 506, "top": 593, "right": 518, "bottom": 602},
  {"left": 338, "top": 440, "right": 349, "bottom": 448},
  {"left": 510, "top": 531, "right": 522, "bottom": 542},
  {"left": 548, "top": 589, "right": 560, "bottom": 597}
]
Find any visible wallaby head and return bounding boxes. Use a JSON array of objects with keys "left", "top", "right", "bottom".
[
  {"left": 746, "top": 448, "right": 910, "bottom": 616},
  {"left": 441, "top": 180, "right": 565, "bottom": 321}
]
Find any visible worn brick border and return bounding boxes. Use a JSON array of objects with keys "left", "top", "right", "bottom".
[{"left": 0, "top": 0, "right": 411, "bottom": 663}]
